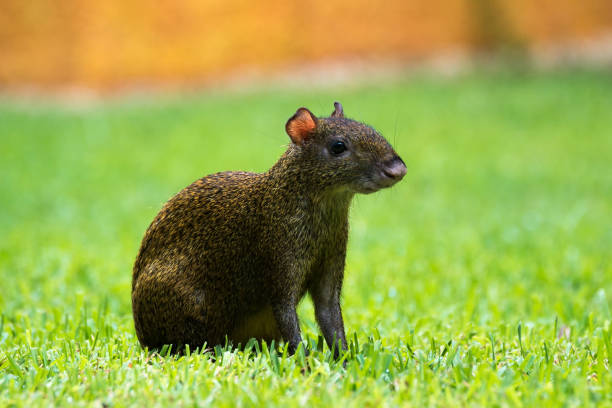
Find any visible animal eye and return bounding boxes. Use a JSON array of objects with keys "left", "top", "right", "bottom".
[{"left": 330, "top": 141, "right": 347, "bottom": 155}]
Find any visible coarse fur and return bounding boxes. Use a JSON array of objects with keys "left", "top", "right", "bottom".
[{"left": 131, "top": 102, "right": 406, "bottom": 355}]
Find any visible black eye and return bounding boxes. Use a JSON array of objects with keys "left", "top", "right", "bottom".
[{"left": 330, "top": 141, "right": 347, "bottom": 155}]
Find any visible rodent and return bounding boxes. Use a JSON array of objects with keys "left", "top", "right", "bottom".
[{"left": 131, "top": 102, "right": 406, "bottom": 355}]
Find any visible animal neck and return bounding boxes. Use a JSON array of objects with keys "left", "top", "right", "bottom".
[{"left": 266, "top": 147, "right": 355, "bottom": 215}]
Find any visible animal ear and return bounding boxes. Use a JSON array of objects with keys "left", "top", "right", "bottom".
[
  {"left": 331, "top": 101, "right": 344, "bottom": 118},
  {"left": 285, "top": 107, "right": 318, "bottom": 145}
]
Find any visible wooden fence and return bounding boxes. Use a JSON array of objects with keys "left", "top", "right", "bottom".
[{"left": 1, "top": 0, "right": 610, "bottom": 89}]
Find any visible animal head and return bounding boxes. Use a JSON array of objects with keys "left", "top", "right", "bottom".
[{"left": 285, "top": 102, "right": 406, "bottom": 194}]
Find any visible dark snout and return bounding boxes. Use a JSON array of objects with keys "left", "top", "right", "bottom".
[
  {"left": 356, "top": 154, "right": 407, "bottom": 194},
  {"left": 382, "top": 156, "right": 407, "bottom": 183}
]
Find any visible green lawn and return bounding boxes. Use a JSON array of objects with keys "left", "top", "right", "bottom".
[{"left": 1, "top": 69, "right": 611, "bottom": 406}]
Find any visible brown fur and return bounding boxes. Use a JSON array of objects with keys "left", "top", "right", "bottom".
[{"left": 131, "top": 102, "right": 406, "bottom": 355}]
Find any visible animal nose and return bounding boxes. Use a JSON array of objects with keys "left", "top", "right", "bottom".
[{"left": 382, "top": 156, "right": 407, "bottom": 180}]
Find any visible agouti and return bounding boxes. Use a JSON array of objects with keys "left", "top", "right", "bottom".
[{"left": 132, "top": 102, "right": 406, "bottom": 355}]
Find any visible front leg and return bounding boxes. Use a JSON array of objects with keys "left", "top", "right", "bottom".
[
  {"left": 310, "top": 257, "right": 348, "bottom": 359},
  {"left": 271, "top": 301, "right": 303, "bottom": 354}
]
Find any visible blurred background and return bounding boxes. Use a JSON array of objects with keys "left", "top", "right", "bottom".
[
  {"left": 1, "top": 2, "right": 612, "bottom": 404},
  {"left": 0, "top": 0, "right": 611, "bottom": 311},
  {"left": 1, "top": 0, "right": 611, "bottom": 93}
]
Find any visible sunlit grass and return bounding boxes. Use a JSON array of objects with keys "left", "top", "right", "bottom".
[{"left": 1, "top": 69, "right": 611, "bottom": 406}]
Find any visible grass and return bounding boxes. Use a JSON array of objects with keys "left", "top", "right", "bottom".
[{"left": 1, "top": 69, "right": 611, "bottom": 406}]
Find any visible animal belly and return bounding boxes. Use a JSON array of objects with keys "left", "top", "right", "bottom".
[{"left": 230, "top": 305, "right": 282, "bottom": 344}]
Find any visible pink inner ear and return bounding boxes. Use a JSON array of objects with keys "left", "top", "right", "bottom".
[{"left": 286, "top": 108, "right": 316, "bottom": 144}]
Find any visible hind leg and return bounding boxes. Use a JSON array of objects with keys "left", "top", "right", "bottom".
[{"left": 132, "top": 273, "right": 208, "bottom": 349}]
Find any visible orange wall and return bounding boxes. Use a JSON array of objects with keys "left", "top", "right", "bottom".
[{"left": 1, "top": 0, "right": 611, "bottom": 89}]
